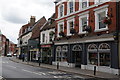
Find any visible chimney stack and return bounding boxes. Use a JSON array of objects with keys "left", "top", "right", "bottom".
[{"left": 30, "top": 16, "right": 35, "bottom": 26}]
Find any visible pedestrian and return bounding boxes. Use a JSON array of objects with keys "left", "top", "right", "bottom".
[
  {"left": 38, "top": 52, "right": 41, "bottom": 66},
  {"left": 22, "top": 53, "right": 25, "bottom": 62}
]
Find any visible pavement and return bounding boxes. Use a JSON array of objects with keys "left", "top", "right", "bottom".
[{"left": 10, "top": 57, "right": 120, "bottom": 79}]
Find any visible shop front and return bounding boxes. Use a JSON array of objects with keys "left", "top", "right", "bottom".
[
  {"left": 30, "top": 49, "right": 39, "bottom": 62},
  {"left": 41, "top": 44, "right": 53, "bottom": 64},
  {"left": 85, "top": 42, "right": 119, "bottom": 74},
  {"left": 53, "top": 45, "right": 70, "bottom": 67}
]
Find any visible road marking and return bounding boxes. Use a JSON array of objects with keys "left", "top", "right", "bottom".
[
  {"left": 22, "top": 69, "right": 46, "bottom": 76},
  {"left": 8, "top": 65, "right": 16, "bottom": 69}
]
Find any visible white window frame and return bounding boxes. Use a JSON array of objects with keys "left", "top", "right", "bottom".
[
  {"left": 67, "top": 0, "right": 75, "bottom": 14},
  {"left": 42, "top": 33, "right": 45, "bottom": 43},
  {"left": 58, "top": 4, "right": 64, "bottom": 18},
  {"left": 57, "top": 22, "right": 64, "bottom": 37},
  {"left": 94, "top": 0, "right": 111, "bottom": 4},
  {"left": 67, "top": 18, "right": 75, "bottom": 36},
  {"left": 94, "top": 8, "right": 108, "bottom": 32},
  {"left": 79, "top": 14, "right": 89, "bottom": 34},
  {"left": 79, "top": 0, "right": 89, "bottom": 10}
]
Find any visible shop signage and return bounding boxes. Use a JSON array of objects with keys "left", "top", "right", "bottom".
[{"left": 41, "top": 45, "right": 51, "bottom": 48}]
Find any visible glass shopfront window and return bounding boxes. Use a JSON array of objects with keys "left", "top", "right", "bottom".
[
  {"left": 100, "top": 53, "right": 110, "bottom": 66},
  {"left": 56, "top": 46, "right": 68, "bottom": 62},
  {"left": 89, "top": 53, "right": 98, "bottom": 65},
  {"left": 88, "top": 43, "right": 111, "bottom": 67}
]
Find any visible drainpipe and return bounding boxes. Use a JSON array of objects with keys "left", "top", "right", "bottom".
[{"left": 116, "top": 1, "right": 120, "bottom": 75}]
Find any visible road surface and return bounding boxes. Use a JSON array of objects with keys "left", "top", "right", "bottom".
[{"left": 1, "top": 57, "right": 93, "bottom": 80}]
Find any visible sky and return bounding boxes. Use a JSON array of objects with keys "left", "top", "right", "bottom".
[{"left": 0, "top": 0, "right": 55, "bottom": 44}]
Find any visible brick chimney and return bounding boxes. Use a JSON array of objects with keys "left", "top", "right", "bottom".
[{"left": 30, "top": 16, "right": 35, "bottom": 26}]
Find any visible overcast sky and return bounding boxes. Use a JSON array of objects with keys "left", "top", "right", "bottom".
[{"left": 0, "top": 0, "right": 55, "bottom": 44}]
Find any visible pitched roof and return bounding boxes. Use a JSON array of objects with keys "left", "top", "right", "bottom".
[
  {"left": 41, "top": 13, "right": 56, "bottom": 31},
  {"left": 30, "top": 16, "right": 47, "bottom": 39}
]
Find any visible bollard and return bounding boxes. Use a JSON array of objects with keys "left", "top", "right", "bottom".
[
  {"left": 94, "top": 66, "right": 96, "bottom": 75},
  {"left": 57, "top": 62, "right": 59, "bottom": 69}
]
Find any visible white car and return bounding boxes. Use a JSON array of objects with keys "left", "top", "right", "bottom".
[{"left": 7, "top": 53, "right": 12, "bottom": 57}]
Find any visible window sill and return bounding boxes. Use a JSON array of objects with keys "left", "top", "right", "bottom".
[
  {"left": 78, "top": 32, "right": 87, "bottom": 34},
  {"left": 94, "top": 28, "right": 108, "bottom": 32}
]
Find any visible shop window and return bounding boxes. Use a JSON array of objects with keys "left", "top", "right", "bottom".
[
  {"left": 56, "top": 46, "right": 62, "bottom": 61},
  {"left": 88, "top": 44, "right": 98, "bottom": 65},
  {"left": 99, "top": 53, "right": 110, "bottom": 66},
  {"left": 62, "top": 46, "right": 68, "bottom": 61},
  {"left": 99, "top": 43, "right": 110, "bottom": 66},
  {"left": 89, "top": 53, "right": 98, "bottom": 65}
]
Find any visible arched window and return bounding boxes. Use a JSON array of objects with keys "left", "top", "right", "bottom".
[
  {"left": 88, "top": 44, "right": 97, "bottom": 52},
  {"left": 72, "top": 45, "right": 82, "bottom": 51},
  {"left": 98, "top": 43, "right": 110, "bottom": 53},
  {"left": 88, "top": 44, "right": 98, "bottom": 65},
  {"left": 98, "top": 43, "right": 111, "bottom": 66},
  {"left": 56, "top": 46, "right": 61, "bottom": 52},
  {"left": 62, "top": 46, "right": 68, "bottom": 52},
  {"left": 99, "top": 43, "right": 110, "bottom": 49}
]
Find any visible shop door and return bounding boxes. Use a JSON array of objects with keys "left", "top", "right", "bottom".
[{"left": 74, "top": 51, "right": 81, "bottom": 68}]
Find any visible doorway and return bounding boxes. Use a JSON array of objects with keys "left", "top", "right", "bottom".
[{"left": 73, "top": 51, "right": 81, "bottom": 68}]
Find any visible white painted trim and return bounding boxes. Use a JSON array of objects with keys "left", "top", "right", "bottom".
[
  {"left": 66, "top": 18, "right": 75, "bottom": 36},
  {"left": 94, "top": 5, "right": 109, "bottom": 11},
  {"left": 55, "top": 37, "right": 114, "bottom": 45},
  {"left": 67, "top": 0, "right": 75, "bottom": 15},
  {"left": 55, "top": 3, "right": 110, "bottom": 21},
  {"left": 79, "top": 13, "right": 89, "bottom": 34},
  {"left": 57, "top": 22, "right": 64, "bottom": 37},
  {"left": 94, "top": 7, "right": 108, "bottom": 32},
  {"left": 79, "top": 0, "right": 89, "bottom": 11},
  {"left": 58, "top": 4, "right": 65, "bottom": 18},
  {"left": 78, "top": 11, "right": 89, "bottom": 17}
]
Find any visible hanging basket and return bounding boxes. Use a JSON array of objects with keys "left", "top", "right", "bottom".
[
  {"left": 70, "top": 28, "right": 76, "bottom": 34},
  {"left": 59, "top": 31, "right": 65, "bottom": 37},
  {"left": 49, "top": 31, "right": 55, "bottom": 36},
  {"left": 83, "top": 25, "right": 92, "bottom": 33},
  {"left": 103, "top": 17, "right": 111, "bottom": 25}
]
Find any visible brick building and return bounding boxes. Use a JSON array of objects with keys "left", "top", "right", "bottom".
[{"left": 53, "top": 0, "right": 119, "bottom": 74}]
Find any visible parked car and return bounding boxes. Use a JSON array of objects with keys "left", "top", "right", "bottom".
[
  {"left": 7, "top": 53, "right": 12, "bottom": 57},
  {"left": 13, "top": 54, "right": 17, "bottom": 56}
]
